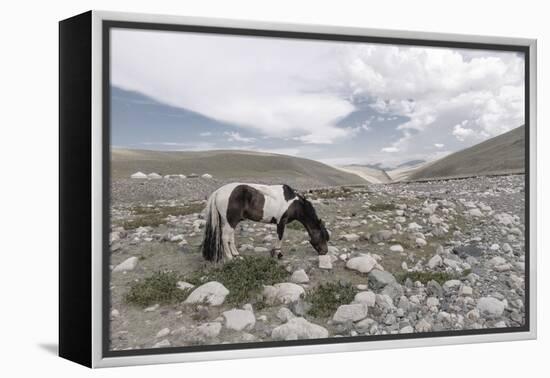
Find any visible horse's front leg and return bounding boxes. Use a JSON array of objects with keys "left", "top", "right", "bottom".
[{"left": 271, "top": 220, "right": 286, "bottom": 259}]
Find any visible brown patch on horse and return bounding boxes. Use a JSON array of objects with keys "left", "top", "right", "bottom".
[{"left": 226, "top": 185, "right": 265, "bottom": 228}]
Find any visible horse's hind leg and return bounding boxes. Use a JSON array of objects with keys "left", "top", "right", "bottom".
[
  {"left": 225, "top": 225, "right": 240, "bottom": 257},
  {"left": 221, "top": 223, "right": 234, "bottom": 260}
]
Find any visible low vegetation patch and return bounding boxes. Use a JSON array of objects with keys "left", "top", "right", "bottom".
[
  {"left": 125, "top": 271, "right": 188, "bottom": 307},
  {"left": 286, "top": 221, "right": 305, "bottom": 231},
  {"left": 396, "top": 269, "right": 472, "bottom": 285},
  {"left": 188, "top": 256, "right": 289, "bottom": 305},
  {"left": 369, "top": 203, "right": 396, "bottom": 212},
  {"left": 312, "top": 187, "right": 353, "bottom": 199},
  {"left": 306, "top": 282, "right": 358, "bottom": 318},
  {"left": 119, "top": 202, "right": 205, "bottom": 229}
]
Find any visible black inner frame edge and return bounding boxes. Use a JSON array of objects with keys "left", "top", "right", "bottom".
[{"left": 101, "top": 19, "right": 531, "bottom": 359}]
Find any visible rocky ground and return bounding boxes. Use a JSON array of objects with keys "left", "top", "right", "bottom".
[{"left": 109, "top": 174, "right": 526, "bottom": 351}]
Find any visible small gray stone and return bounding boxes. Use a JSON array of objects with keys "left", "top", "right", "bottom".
[
  {"left": 346, "top": 256, "right": 377, "bottom": 273},
  {"left": 426, "top": 297, "right": 440, "bottom": 308},
  {"left": 277, "top": 307, "right": 295, "bottom": 322},
  {"left": 354, "top": 291, "right": 376, "bottom": 307},
  {"left": 263, "top": 283, "right": 305, "bottom": 304},
  {"left": 289, "top": 300, "right": 312, "bottom": 317},
  {"left": 477, "top": 297, "right": 506, "bottom": 318},
  {"left": 399, "top": 325, "right": 414, "bottom": 333},
  {"left": 177, "top": 281, "right": 195, "bottom": 291},
  {"left": 340, "top": 233, "right": 360, "bottom": 242},
  {"left": 390, "top": 244, "right": 404, "bottom": 252},
  {"left": 426, "top": 280, "right": 443, "bottom": 297},
  {"left": 156, "top": 328, "right": 170, "bottom": 338},
  {"left": 371, "top": 230, "right": 393, "bottom": 243},
  {"left": 152, "top": 339, "right": 171, "bottom": 348},
  {"left": 290, "top": 269, "right": 309, "bottom": 283},
  {"left": 223, "top": 309, "right": 256, "bottom": 331},
  {"left": 113, "top": 256, "right": 138, "bottom": 272},
  {"left": 381, "top": 282, "right": 404, "bottom": 299},
  {"left": 368, "top": 269, "right": 396, "bottom": 289},
  {"left": 319, "top": 255, "right": 333, "bottom": 269},
  {"left": 415, "top": 319, "right": 432, "bottom": 332},
  {"left": 427, "top": 254, "right": 443, "bottom": 269},
  {"left": 443, "top": 279, "right": 461, "bottom": 291},
  {"left": 196, "top": 322, "right": 222, "bottom": 338},
  {"left": 144, "top": 304, "right": 159, "bottom": 312}
]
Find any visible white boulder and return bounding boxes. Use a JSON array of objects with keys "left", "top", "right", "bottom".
[
  {"left": 130, "top": 171, "right": 147, "bottom": 179},
  {"left": 147, "top": 172, "right": 162, "bottom": 179},
  {"left": 113, "top": 256, "right": 138, "bottom": 272},
  {"left": 271, "top": 317, "right": 328, "bottom": 340},
  {"left": 340, "top": 233, "right": 360, "bottom": 242},
  {"left": 290, "top": 269, "right": 309, "bottom": 284},
  {"left": 184, "top": 281, "right": 229, "bottom": 306},
  {"left": 477, "top": 297, "right": 506, "bottom": 317},
  {"left": 332, "top": 303, "right": 368, "bottom": 323},
  {"left": 263, "top": 283, "right": 305, "bottom": 304},
  {"left": 353, "top": 291, "right": 376, "bottom": 307},
  {"left": 390, "top": 244, "right": 404, "bottom": 252},
  {"left": 222, "top": 309, "right": 255, "bottom": 331},
  {"left": 346, "top": 255, "right": 377, "bottom": 274},
  {"left": 318, "top": 255, "right": 333, "bottom": 269}
]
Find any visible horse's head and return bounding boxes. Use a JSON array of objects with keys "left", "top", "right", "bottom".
[{"left": 296, "top": 194, "right": 330, "bottom": 255}]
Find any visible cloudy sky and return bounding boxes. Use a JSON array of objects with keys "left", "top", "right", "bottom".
[{"left": 111, "top": 28, "right": 525, "bottom": 166}]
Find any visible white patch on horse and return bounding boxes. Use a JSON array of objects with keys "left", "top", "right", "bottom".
[{"left": 247, "top": 184, "right": 298, "bottom": 224}]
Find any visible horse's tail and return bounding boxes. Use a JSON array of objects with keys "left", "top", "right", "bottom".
[{"left": 201, "top": 190, "right": 224, "bottom": 262}]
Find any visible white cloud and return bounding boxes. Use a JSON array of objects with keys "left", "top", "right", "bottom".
[
  {"left": 381, "top": 146, "right": 399, "bottom": 153},
  {"left": 452, "top": 122, "right": 475, "bottom": 141},
  {"left": 340, "top": 44, "right": 524, "bottom": 151},
  {"left": 112, "top": 29, "right": 524, "bottom": 163},
  {"left": 224, "top": 131, "right": 255, "bottom": 143},
  {"left": 199, "top": 132, "right": 212, "bottom": 137},
  {"left": 112, "top": 29, "right": 355, "bottom": 145}
]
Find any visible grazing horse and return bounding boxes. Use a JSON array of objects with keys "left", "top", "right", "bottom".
[{"left": 201, "top": 183, "right": 329, "bottom": 262}]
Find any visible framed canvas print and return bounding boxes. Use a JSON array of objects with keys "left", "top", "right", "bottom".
[{"left": 59, "top": 10, "right": 537, "bottom": 368}]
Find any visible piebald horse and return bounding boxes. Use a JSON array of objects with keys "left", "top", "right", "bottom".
[{"left": 201, "top": 183, "right": 329, "bottom": 262}]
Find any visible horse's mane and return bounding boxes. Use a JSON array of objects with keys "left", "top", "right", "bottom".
[{"left": 296, "top": 192, "right": 330, "bottom": 241}]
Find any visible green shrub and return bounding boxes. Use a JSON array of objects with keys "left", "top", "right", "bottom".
[
  {"left": 125, "top": 271, "right": 188, "bottom": 307},
  {"left": 189, "top": 256, "right": 289, "bottom": 305},
  {"left": 306, "top": 282, "right": 358, "bottom": 318}
]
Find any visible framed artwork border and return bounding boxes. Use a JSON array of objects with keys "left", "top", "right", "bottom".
[{"left": 59, "top": 10, "right": 537, "bottom": 368}]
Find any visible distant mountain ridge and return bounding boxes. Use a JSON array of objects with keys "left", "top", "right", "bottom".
[
  {"left": 408, "top": 125, "right": 525, "bottom": 181},
  {"left": 112, "top": 148, "right": 367, "bottom": 187},
  {"left": 396, "top": 159, "right": 426, "bottom": 169}
]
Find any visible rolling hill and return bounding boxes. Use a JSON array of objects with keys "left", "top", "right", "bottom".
[
  {"left": 111, "top": 149, "right": 367, "bottom": 186},
  {"left": 408, "top": 125, "right": 525, "bottom": 181},
  {"left": 336, "top": 165, "right": 393, "bottom": 184}
]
